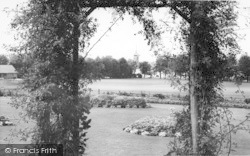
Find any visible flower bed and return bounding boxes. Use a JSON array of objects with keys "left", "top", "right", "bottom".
[
  {"left": 90, "top": 94, "right": 149, "bottom": 108},
  {"left": 123, "top": 116, "right": 177, "bottom": 137}
]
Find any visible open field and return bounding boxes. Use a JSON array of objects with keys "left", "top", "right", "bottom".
[
  {"left": 89, "top": 79, "right": 250, "bottom": 98},
  {"left": 1, "top": 79, "right": 250, "bottom": 155}
]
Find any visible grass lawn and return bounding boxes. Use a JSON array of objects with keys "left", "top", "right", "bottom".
[
  {"left": 89, "top": 79, "right": 250, "bottom": 98},
  {"left": 1, "top": 79, "right": 250, "bottom": 155}
]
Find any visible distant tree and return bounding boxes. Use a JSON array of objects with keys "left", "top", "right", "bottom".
[
  {"left": 101, "top": 56, "right": 119, "bottom": 78},
  {"left": 155, "top": 56, "right": 169, "bottom": 79},
  {"left": 223, "top": 54, "right": 237, "bottom": 81},
  {"left": 238, "top": 55, "right": 250, "bottom": 82},
  {"left": 139, "top": 61, "right": 151, "bottom": 78},
  {"left": 127, "top": 59, "right": 137, "bottom": 74},
  {"left": 111, "top": 59, "right": 120, "bottom": 78},
  {"left": 169, "top": 54, "right": 189, "bottom": 78},
  {"left": 119, "top": 58, "right": 132, "bottom": 78},
  {"left": 79, "top": 57, "right": 104, "bottom": 80},
  {"left": 9, "top": 54, "right": 33, "bottom": 78},
  {"left": 0, "top": 55, "right": 8, "bottom": 65}
]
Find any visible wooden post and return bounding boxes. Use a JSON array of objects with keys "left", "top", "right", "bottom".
[{"left": 189, "top": 2, "right": 203, "bottom": 154}]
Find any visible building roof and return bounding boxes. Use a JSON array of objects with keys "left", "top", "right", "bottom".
[{"left": 0, "top": 65, "right": 18, "bottom": 74}]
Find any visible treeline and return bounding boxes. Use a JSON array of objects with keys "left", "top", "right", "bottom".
[
  {"left": 154, "top": 53, "right": 250, "bottom": 82},
  {"left": 1, "top": 53, "right": 250, "bottom": 82},
  {"left": 80, "top": 56, "right": 135, "bottom": 79},
  {"left": 154, "top": 54, "right": 189, "bottom": 79}
]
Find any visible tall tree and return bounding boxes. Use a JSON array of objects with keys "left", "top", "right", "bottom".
[
  {"left": 139, "top": 61, "right": 151, "bottom": 78},
  {"left": 9, "top": 54, "right": 33, "bottom": 78},
  {"left": 173, "top": 54, "right": 189, "bottom": 78},
  {"left": 127, "top": 59, "right": 137, "bottom": 74},
  {"left": 155, "top": 56, "right": 169, "bottom": 79},
  {"left": 223, "top": 54, "right": 237, "bottom": 81},
  {"left": 238, "top": 55, "right": 250, "bottom": 82},
  {"left": 119, "top": 57, "right": 132, "bottom": 78},
  {"left": 0, "top": 55, "right": 9, "bottom": 65}
]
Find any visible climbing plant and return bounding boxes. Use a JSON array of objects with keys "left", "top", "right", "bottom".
[{"left": 11, "top": 0, "right": 96, "bottom": 155}]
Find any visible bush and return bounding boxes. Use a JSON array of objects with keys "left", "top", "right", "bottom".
[
  {"left": 153, "top": 93, "right": 165, "bottom": 99},
  {"left": 90, "top": 94, "right": 147, "bottom": 108},
  {"left": 137, "top": 74, "right": 142, "bottom": 78},
  {"left": 126, "top": 97, "right": 147, "bottom": 108},
  {"left": 112, "top": 96, "right": 128, "bottom": 108},
  {"left": 123, "top": 116, "right": 177, "bottom": 137},
  {"left": 90, "top": 95, "right": 115, "bottom": 107},
  {"left": 244, "top": 98, "right": 250, "bottom": 104},
  {"left": 118, "top": 91, "right": 132, "bottom": 96},
  {"left": 0, "top": 90, "right": 3, "bottom": 97},
  {"left": 140, "top": 92, "right": 146, "bottom": 97}
]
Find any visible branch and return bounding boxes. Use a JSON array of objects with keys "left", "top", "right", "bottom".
[
  {"left": 85, "top": 7, "right": 96, "bottom": 17},
  {"left": 168, "top": 4, "right": 191, "bottom": 24}
]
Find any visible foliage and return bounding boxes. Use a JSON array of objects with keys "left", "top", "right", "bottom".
[
  {"left": 167, "top": 106, "right": 250, "bottom": 156},
  {"left": 139, "top": 61, "right": 151, "bottom": 78},
  {"left": 127, "top": 59, "right": 138, "bottom": 74},
  {"left": 90, "top": 94, "right": 147, "bottom": 108},
  {"left": 0, "top": 55, "right": 9, "bottom": 65},
  {"left": 169, "top": 54, "right": 189, "bottom": 78},
  {"left": 154, "top": 55, "right": 170, "bottom": 79},
  {"left": 80, "top": 57, "right": 104, "bottom": 80},
  {"left": 244, "top": 98, "right": 250, "bottom": 104},
  {"left": 238, "top": 55, "right": 250, "bottom": 82},
  {"left": 95, "top": 56, "right": 134, "bottom": 78},
  {"left": 10, "top": 0, "right": 96, "bottom": 155},
  {"left": 0, "top": 90, "right": 4, "bottom": 96},
  {"left": 222, "top": 54, "right": 238, "bottom": 81},
  {"left": 124, "top": 115, "right": 176, "bottom": 137},
  {"left": 117, "top": 91, "right": 133, "bottom": 96},
  {"left": 9, "top": 53, "right": 34, "bottom": 78},
  {"left": 118, "top": 58, "right": 133, "bottom": 78},
  {"left": 153, "top": 93, "right": 165, "bottom": 99}
]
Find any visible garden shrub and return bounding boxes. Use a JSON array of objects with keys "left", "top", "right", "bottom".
[
  {"left": 112, "top": 96, "right": 128, "bottom": 108},
  {"left": 153, "top": 93, "right": 165, "bottom": 99},
  {"left": 90, "top": 95, "right": 115, "bottom": 107},
  {"left": 90, "top": 94, "right": 147, "bottom": 108},
  {"left": 123, "top": 116, "right": 177, "bottom": 137},
  {"left": 140, "top": 92, "right": 146, "bottom": 97},
  {"left": 244, "top": 98, "right": 250, "bottom": 104},
  {"left": 0, "top": 90, "right": 3, "bottom": 97},
  {"left": 117, "top": 91, "right": 132, "bottom": 96},
  {"left": 126, "top": 97, "right": 147, "bottom": 108}
]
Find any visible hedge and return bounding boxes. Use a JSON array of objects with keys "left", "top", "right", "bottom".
[{"left": 90, "top": 94, "right": 148, "bottom": 108}]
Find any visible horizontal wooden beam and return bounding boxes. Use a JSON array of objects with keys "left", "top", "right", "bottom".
[
  {"left": 80, "top": 0, "right": 169, "bottom": 8},
  {"left": 80, "top": 0, "right": 191, "bottom": 23}
]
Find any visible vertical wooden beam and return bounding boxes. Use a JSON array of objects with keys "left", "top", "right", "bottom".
[{"left": 190, "top": 2, "right": 202, "bottom": 154}]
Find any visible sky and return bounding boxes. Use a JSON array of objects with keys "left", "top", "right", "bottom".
[{"left": 0, "top": 1, "right": 250, "bottom": 63}]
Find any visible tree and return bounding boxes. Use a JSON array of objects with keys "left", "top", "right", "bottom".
[
  {"left": 139, "top": 61, "right": 151, "bottom": 78},
  {"left": 119, "top": 58, "right": 132, "bottom": 78},
  {"left": 80, "top": 57, "right": 104, "bottom": 80},
  {"left": 9, "top": 54, "right": 34, "bottom": 78},
  {"left": 223, "top": 54, "right": 237, "bottom": 81},
  {"left": 127, "top": 59, "right": 137, "bottom": 74},
  {"left": 0, "top": 55, "right": 8, "bottom": 65},
  {"left": 238, "top": 55, "right": 250, "bottom": 82},
  {"left": 155, "top": 56, "right": 169, "bottom": 79},
  {"left": 101, "top": 56, "right": 121, "bottom": 78},
  {"left": 171, "top": 54, "right": 189, "bottom": 78}
]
